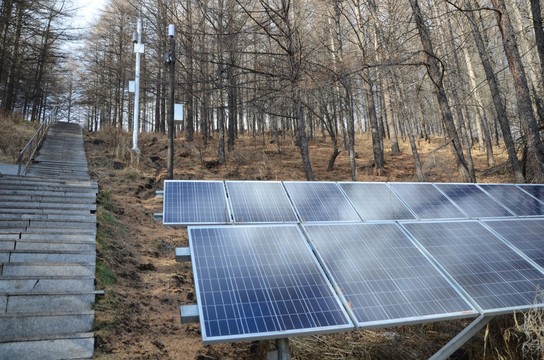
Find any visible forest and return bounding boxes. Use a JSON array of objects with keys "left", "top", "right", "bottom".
[{"left": 1, "top": 0, "right": 544, "bottom": 183}]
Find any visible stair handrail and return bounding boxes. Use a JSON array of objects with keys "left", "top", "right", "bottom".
[{"left": 17, "top": 106, "right": 59, "bottom": 175}]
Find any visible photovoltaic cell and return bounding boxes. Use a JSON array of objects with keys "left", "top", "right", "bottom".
[
  {"left": 339, "top": 182, "right": 416, "bottom": 221},
  {"left": 435, "top": 184, "right": 513, "bottom": 218},
  {"left": 163, "top": 180, "right": 230, "bottom": 225},
  {"left": 389, "top": 183, "right": 466, "bottom": 220},
  {"left": 402, "top": 221, "right": 544, "bottom": 313},
  {"left": 226, "top": 181, "right": 298, "bottom": 223},
  {"left": 518, "top": 184, "right": 544, "bottom": 203},
  {"left": 478, "top": 184, "right": 544, "bottom": 217},
  {"left": 189, "top": 225, "right": 353, "bottom": 344},
  {"left": 303, "top": 223, "right": 477, "bottom": 328},
  {"left": 283, "top": 182, "right": 361, "bottom": 222},
  {"left": 484, "top": 219, "right": 544, "bottom": 268}
]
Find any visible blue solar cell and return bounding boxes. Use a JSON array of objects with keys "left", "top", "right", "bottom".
[
  {"left": 189, "top": 225, "right": 353, "bottom": 343},
  {"left": 283, "top": 182, "right": 361, "bottom": 222},
  {"left": 303, "top": 223, "right": 477, "bottom": 327},
  {"left": 226, "top": 181, "right": 298, "bottom": 223},
  {"left": 339, "top": 183, "right": 416, "bottom": 221},
  {"left": 163, "top": 180, "right": 230, "bottom": 225},
  {"left": 402, "top": 221, "right": 544, "bottom": 313},
  {"left": 518, "top": 185, "right": 544, "bottom": 203},
  {"left": 484, "top": 219, "right": 544, "bottom": 268},
  {"left": 435, "top": 184, "right": 513, "bottom": 218},
  {"left": 389, "top": 183, "right": 466, "bottom": 220},
  {"left": 479, "top": 184, "right": 544, "bottom": 216}
]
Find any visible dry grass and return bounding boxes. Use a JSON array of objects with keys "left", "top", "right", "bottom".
[{"left": 0, "top": 111, "right": 40, "bottom": 163}]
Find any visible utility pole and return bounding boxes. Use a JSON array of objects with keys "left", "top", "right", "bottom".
[
  {"left": 167, "top": 24, "right": 175, "bottom": 179},
  {"left": 132, "top": 16, "right": 144, "bottom": 153}
]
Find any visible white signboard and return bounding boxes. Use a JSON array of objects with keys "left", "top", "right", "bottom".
[
  {"left": 134, "top": 43, "right": 145, "bottom": 54},
  {"left": 129, "top": 81, "right": 135, "bottom": 93},
  {"left": 175, "top": 104, "right": 184, "bottom": 121}
]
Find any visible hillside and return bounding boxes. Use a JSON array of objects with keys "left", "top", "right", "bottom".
[{"left": 84, "top": 129, "right": 531, "bottom": 359}]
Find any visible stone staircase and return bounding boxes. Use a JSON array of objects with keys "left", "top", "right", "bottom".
[{"left": 0, "top": 123, "right": 98, "bottom": 359}]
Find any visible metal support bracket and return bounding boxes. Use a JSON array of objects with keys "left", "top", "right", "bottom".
[
  {"left": 154, "top": 213, "right": 163, "bottom": 222},
  {"left": 180, "top": 305, "right": 199, "bottom": 324},
  {"left": 267, "top": 338, "right": 291, "bottom": 360},
  {"left": 156, "top": 190, "right": 164, "bottom": 199},
  {"left": 175, "top": 247, "right": 191, "bottom": 262},
  {"left": 429, "top": 315, "right": 495, "bottom": 360}
]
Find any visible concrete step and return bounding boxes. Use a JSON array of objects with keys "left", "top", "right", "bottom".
[
  {"left": 0, "top": 332, "right": 94, "bottom": 360},
  {"left": 15, "top": 242, "right": 95, "bottom": 253},
  {"left": 0, "top": 180, "right": 97, "bottom": 192},
  {"left": 0, "top": 194, "right": 96, "bottom": 204},
  {"left": 0, "top": 311, "right": 94, "bottom": 338},
  {"left": 0, "top": 277, "right": 95, "bottom": 293},
  {"left": 0, "top": 208, "right": 94, "bottom": 216},
  {"left": 2, "top": 293, "right": 96, "bottom": 313},
  {"left": 0, "top": 228, "right": 96, "bottom": 235},
  {"left": 3, "top": 252, "right": 95, "bottom": 264},
  {"left": 0, "top": 189, "right": 97, "bottom": 198},
  {"left": 0, "top": 202, "right": 96, "bottom": 210},
  {"left": 20, "top": 233, "right": 96, "bottom": 242},
  {"left": 0, "top": 241, "right": 14, "bottom": 250},
  {"left": 2, "top": 263, "right": 95, "bottom": 277},
  {"left": 0, "top": 220, "right": 28, "bottom": 229},
  {"left": 0, "top": 214, "right": 96, "bottom": 222}
]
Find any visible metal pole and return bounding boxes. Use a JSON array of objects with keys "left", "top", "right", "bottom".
[
  {"left": 167, "top": 24, "right": 175, "bottom": 179},
  {"left": 276, "top": 338, "right": 291, "bottom": 360},
  {"left": 132, "top": 17, "right": 142, "bottom": 153}
]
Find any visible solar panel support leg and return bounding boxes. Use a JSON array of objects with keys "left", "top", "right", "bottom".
[
  {"left": 429, "top": 315, "right": 494, "bottom": 360},
  {"left": 276, "top": 338, "right": 291, "bottom": 360}
]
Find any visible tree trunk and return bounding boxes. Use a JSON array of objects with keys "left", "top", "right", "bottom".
[
  {"left": 409, "top": 0, "right": 473, "bottom": 182},
  {"left": 491, "top": 0, "right": 544, "bottom": 182},
  {"left": 465, "top": 0, "right": 523, "bottom": 182},
  {"left": 530, "top": 0, "right": 544, "bottom": 90}
]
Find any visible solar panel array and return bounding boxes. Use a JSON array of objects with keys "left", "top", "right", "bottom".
[
  {"left": 189, "top": 225, "right": 353, "bottom": 343},
  {"left": 162, "top": 180, "right": 544, "bottom": 344},
  {"left": 303, "top": 223, "right": 477, "bottom": 327}
]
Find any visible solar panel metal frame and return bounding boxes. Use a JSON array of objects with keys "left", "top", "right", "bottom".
[
  {"left": 388, "top": 182, "right": 468, "bottom": 220},
  {"left": 302, "top": 222, "right": 479, "bottom": 329},
  {"left": 162, "top": 180, "right": 232, "bottom": 225},
  {"left": 337, "top": 182, "right": 417, "bottom": 221},
  {"left": 517, "top": 184, "right": 544, "bottom": 203},
  {"left": 434, "top": 183, "right": 514, "bottom": 219},
  {"left": 477, "top": 183, "right": 544, "bottom": 217},
  {"left": 400, "top": 220, "right": 544, "bottom": 315},
  {"left": 225, "top": 180, "right": 299, "bottom": 224},
  {"left": 188, "top": 224, "right": 355, "bottom": 344},
  {"left": 482, "top": 218, "right": 544, "bottom": 272},
  {"left": 283, "top": 181, "right": 362, "bottom": 223}
]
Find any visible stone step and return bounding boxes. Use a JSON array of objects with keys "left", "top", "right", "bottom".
[
  {"left": 0, "top": 277, "right": 95, "bottom": 293},
  {"left": 0, "top": 228, "right": 96, "bottom": 235},
  {"left": 2, "top": 263, "right": 95, "bottom": 277},
  {"left": 0, "top": 181, "right": 97, "bottom": 192},
  {"left": 2, "top": 252, "right": 95, "bottom": 264},
  {"left": 2, "top": 293, "right": 96, "bottom": 314},
  {"left": 0, "top": 332, "right": 94, "bottom": 360},
  {"left": 15, "top": 242, "right": 95, "bottom": 253},
  {"left": 20, "top": 233, "right": 96, "bottom": 242},
  {"left": 0, "top": 241, "right": 14, "bottom": 250},
  {"left": 0, "top": 220, "right": 28, "bottom": 229},
  {"left": 0, "top": 202, "right": 96, "bottom": 210},
  {"left": 0, "top": 214, "right": 96, "bottom": 222},
  {"left": 0, "top": 189, "right": 97, "bottom": 198},
  {"left": 0, "top": 208, "right": 94, "bottom": 216},
  {"left": 0, "top": 311, "right": 94, "bottom": 338},
  {"left": 0, "top": 194, "right": 96, "bottom": 204}
]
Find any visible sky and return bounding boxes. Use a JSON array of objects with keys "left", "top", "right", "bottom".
[{"left": 73, "top": 0, "right": 107, "bottom": 27}]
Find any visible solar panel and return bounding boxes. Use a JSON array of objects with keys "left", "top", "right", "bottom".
[
  {"left": 283, "top": 182, "right": 361, "bottom": 222},
  {"left": 478, "top": 184, "right": 544, "bottom": 217},
  {"left": 484, "top": 219, "right": 544, "bottom": 269},
  {"left": 389, "top": 183, "right": 466, "bottom": 220},
  {"left": 435, "top": 183, "right": 513, "bottom": 218},
  {"left": 339, "top": 182, "right": 416, "bottom": 221},
  {"left": 401, "top": 221, "right": 544, "bottom": 313},
  {"left": 163, "top": 180, "right": 231, "bottom": 225},
  {"left": 303, "top": 223, "right": 477, "bottom": 328},
  {"left": 189, "top": 225, "right": 353, "bottom": 344},
  {"left": 225, "top": 181, "right": 298, "bottom": 223},
  {"left": 518, "top": 184, "right": 544, "bottom": 203}
]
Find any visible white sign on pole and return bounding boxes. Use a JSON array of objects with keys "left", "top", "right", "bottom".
[
  {"left": 129, "top": 81, "right": 135, "bottom": 93},
  {"left": 134, "top": 43, "right": 145, "bottom": 54},
  {"left": 174, "top": 104, "right": 184, "bottom": 121}
]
